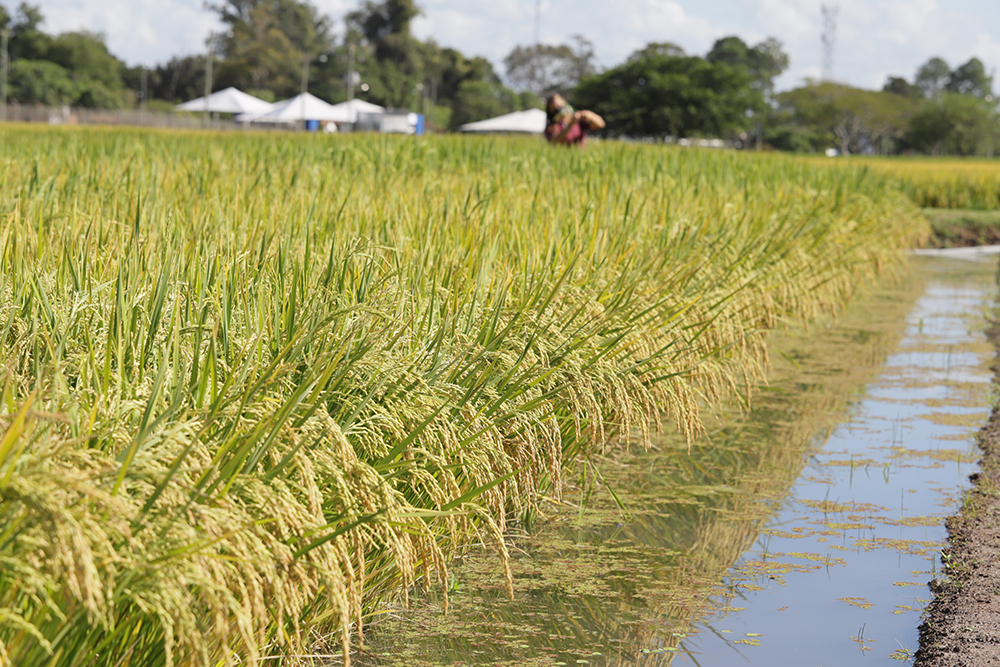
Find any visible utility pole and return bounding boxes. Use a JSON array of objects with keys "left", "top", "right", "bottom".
[
  {"left": 347, "top": 42, "right": 355, "bottom": 102},
  {"left": 140, "top": 65, "right": 148, "bottom": 125},
  {"left": 821, "top": 4, "right": 838, "bottom": 82},
  {"left": 203, "top": 33, "right": 214, "bottom": 127},
  {"left": 1, "top": 29, "right": 9, "bottom": 123},
  {"left": 301, "top": 53, "right": 309, "bottom": 129}
]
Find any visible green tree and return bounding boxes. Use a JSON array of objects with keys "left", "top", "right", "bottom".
[
  {"left": 906, "top": 93, "right": 999, "bottom": 156},
  {"left": 627, "top": 42, "right": 685, "bottom": 61},
  {"left": 8, "top": 2, "right": 51, "bottom": 60},
  {"left": 299, "top": 1, "right": 522, "bottom": 122},
  {"left": 705, "top": 35, "right": 748, "bottom": 67},
  {"left": 0, "top": 3, "right": 127, "bottom": 108},
  {"left": 883, "top": 76, "right": 920, "bottom": 99},
  {"left": 572, "top": 43, "right": 758, "bottom": 138},
  {"left": 218, "top": 5, "right": 299, "bottom": 95},
  {"left": 350, "top": 47, "right": 424, "bottom": 107},
  {"left": 345, "top": 0, "right": 425, "bottom": 107},
  {"left": 451, "top": 78, "right": 516, "bottom": 127},
  {"left": 429, "top": 50, "right": 518, "bottom": 128},
  {"left": 916, "top": 57, "right": 950, "bottom": 99},
  {"left": 399, "top": 42, "right": 516, "bottom": 126},
  {"left": 707, "top": 36, "right": 788, "bottom": 97},
  {"left": 947, "top": 57, "right": 993, "bottom": 98},
  {"left": 8, "top": 59, "right": 75, "bottom": 104},
  {"left": 706, "top": 35, "right": 788, "bottom": 147},
  {"left": 74, "top": 81, "right": 124, "bottom": 108},
  {"left": 748, "top": 38, "right": 789, "bottom": 98},
  {"left": 213, "top": 0, "right": 333, "bottom": 98},
  {"left": 145, "top": 56, "right": 206, "bottom": 104},
  {"left": 215, "top": 0, "right": 331, "bottom": 54},
  {"left": 775, "top": 83, "right": 915, "bottom": 154},
  {"left": 503, "top": 35, "right": 597, "bottom": 97},
  {"left": 431, "top": 50, "right": 494, "bottom": 103},
  {"left": 348, "top": 0, "right": 419, "bottom": 63},
  {"left": 517, "top": 90, "right": 541, "bottom": 109},
  {"left": 48, "top": 30, "right": 127, "bottom": 106},
  {"left": 48, "top": 32, "right": 122, "bottom": 88}
]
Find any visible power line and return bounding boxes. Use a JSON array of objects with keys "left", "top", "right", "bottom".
[{"left": 821, "top": 3, "right": 839, "bottom": 81}]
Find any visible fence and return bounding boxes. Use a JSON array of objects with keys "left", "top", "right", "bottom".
[{"left": 0, "top": 104, "right": 280, "bottom": 131}]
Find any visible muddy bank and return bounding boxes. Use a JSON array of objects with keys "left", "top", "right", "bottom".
[
  {"left": 916, "top": 313, "right": 1000, "bottom": 666},
  {"left": 925, "top": 209, "right": 1000, "bottom": 248}
]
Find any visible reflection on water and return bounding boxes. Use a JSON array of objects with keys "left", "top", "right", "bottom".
[
  {"left": 360, "top": 257, "right": 995, "bottom": 667},
  {"left": 688, "top": 259, "right": 993, "bottom": 665}
]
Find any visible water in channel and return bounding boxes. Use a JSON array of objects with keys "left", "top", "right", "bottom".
[{"left": 361, "top": 256, "right": 996, "bottom": 667}]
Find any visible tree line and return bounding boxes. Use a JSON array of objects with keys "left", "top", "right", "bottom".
[
  {"left": 1, "top": 0, "right": 997, "bottom": 152},
  {"left": 769, "top": 56, "right": 997, "bottom": 155},
  {"left": 0, "top": 0, "right": 540, "bottom": 130}
]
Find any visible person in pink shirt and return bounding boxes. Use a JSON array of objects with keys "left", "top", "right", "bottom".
[{"left": 544, "top": 94, "right": 605, "bottom": 147}]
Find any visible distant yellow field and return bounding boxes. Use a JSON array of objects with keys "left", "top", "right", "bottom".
[{"left": 803, "top": 155, "right": 1000, "bottom": 210}]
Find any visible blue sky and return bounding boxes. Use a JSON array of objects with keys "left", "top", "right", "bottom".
[{"left": 22, "top": 0, "right": 1000, "bottom": 92}]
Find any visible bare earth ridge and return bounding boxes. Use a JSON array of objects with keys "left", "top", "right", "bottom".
[{"left": 915, "top": 319, "right": 1000, "bottom": 666}]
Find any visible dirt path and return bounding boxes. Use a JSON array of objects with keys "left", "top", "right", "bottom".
[{"left": 915, "top": 320, "right": 1000, "bottom": 665}]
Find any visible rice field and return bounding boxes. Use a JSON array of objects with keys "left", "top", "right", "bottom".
[
  {"left": 809, "top": 156, "right": 1000, "bottom": 211},
  {"left": 0, "top": 127, "right": 927, "bottom": 666}
]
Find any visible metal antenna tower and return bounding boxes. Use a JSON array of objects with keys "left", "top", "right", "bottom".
[{"left": 821, "top": 3, "right": 838, "bottom": 81}]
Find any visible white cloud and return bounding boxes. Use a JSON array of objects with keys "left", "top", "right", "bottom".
[
  {"left": 886, "top": 0, "right": 937, "bottom": 34},
  {"left": 35, "top": 0, "right": 223, "bottom": 65},
  {"left": 747, "top": 0, "right": 814, "bottom": 38}
]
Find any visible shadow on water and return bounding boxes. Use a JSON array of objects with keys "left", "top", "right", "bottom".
[{"left": 355, "top": 256, "right": 996, "bottom": 667}]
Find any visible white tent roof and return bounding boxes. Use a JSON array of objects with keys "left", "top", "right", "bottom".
[
  {"left": 175, "top": 87, "right": 275, "bottom": 115},
  {"left": 460, "top": 108, "right": 547, "bottom": 134},
  {"left": 243, "top": 92, "right": 350, "bottom": 123},
  {"left": 326, "top": 99, "right": 385, "bottom": 123}
]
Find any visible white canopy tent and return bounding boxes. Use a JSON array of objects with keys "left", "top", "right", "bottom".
[
  {"left": 175, "top": 87, "right": 275, "bottom": 115},
  {"left": 241, "top": 92, "right": 349, "bottom": 123},
  {"left": 460, "top": 108, "right": 547, "bottom": 134},
  {"left": 325, "top": 99, "right": 385, "bottom": 123}
]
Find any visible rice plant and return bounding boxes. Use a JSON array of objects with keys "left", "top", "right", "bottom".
[
  {"left": 0, "top": 127, "right": 926, "bottom": 666},
  {"left": 807, "top": 155, "right": 1000, "bottom": 211}
]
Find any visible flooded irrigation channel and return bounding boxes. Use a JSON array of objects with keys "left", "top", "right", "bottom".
[{"left": 361, "top": 256, "right": 997, "bottom": 666}]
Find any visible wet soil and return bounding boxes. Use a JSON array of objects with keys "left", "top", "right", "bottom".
[{"left": 916, "top": 318, "right": 1000, "bottom": 666}]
